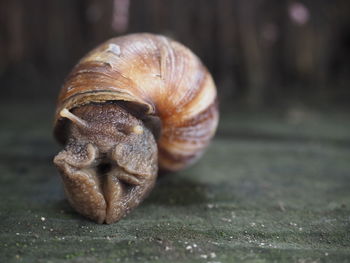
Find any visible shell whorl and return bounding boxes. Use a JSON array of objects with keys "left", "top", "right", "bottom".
[{"left": 54, "top": 33, "right": 218, "bottom": 171}]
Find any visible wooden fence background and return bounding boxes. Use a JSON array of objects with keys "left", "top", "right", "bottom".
[{"left": 0, "top": 0, "right": 349, "bottom": 108}]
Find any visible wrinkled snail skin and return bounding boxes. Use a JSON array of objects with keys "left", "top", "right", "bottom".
[
  {"left": 53, "top": 33, "right": 219, "bottom": 224},
  {"left": 54, "top": 103, "right": 158, "bottom": 224}
]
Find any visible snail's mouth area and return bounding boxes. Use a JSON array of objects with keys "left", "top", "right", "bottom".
[{"left": 53, "top": 144, "right": 155, "bottom": 224}]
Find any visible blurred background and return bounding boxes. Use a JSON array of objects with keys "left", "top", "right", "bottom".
[
  {"left": 0, "top": 0, "right": 349, "bottom": 111},
  {"left": 1, "top": 2, "right": 350, "bottom": 261}
]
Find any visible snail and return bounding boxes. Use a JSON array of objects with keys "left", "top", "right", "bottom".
[{"left": 53, "top": 33, "right": 219, "bottom": 224}]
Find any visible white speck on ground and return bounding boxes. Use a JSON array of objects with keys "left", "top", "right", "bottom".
[{"left": 186, "top": 245, "right": 192, "bottom": 251}]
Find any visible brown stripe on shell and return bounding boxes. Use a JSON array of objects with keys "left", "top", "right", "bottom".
[
  {"left": 158, "top": 147, "right": 201, "bottom": 172},
  {"left": 60, "top": 61, "right": 134, "bottom": 102},
  {"left": 161, "top": 63, "right": 208, "bottom": 120},
  {"left": 157, "top": 101, "right": 218, "bottom": 170},
  {"left": 153, "top": 39, "right": 208, "bottom": 119},
  {"left": 165, "top": 71, "right": 216, "bottom": 124},
  {"left": 161, "top": 101, "right": 218, "bottom": 142},
  {"left": 166, "top": 99, "right": 218, "bottom": 129},
  {"left": 67, "top": 61, "right": 119, "bottom": 81}
]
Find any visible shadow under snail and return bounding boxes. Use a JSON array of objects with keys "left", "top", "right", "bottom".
[{"left": 53, "top": 33, "right": 219, "bottom": 224}]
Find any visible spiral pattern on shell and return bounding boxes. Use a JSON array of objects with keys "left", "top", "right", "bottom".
[{"left": 54, "top": 33, "right": 218, "bottom": 171}]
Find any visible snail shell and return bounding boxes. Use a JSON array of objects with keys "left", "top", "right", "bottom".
[{"left": 53, "top": 33, "right": 218, "bottom": 224}]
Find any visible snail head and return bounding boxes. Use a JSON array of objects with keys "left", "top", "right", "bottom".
[{"left": 53, "top": 102, "right": 158, "bottom": 224}]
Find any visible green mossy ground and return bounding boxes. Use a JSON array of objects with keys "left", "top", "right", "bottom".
[{"left": 0, "top": 102, "right": 349, "bottom": 262}]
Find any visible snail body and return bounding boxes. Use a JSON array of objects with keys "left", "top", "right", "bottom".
[{"left": 53, "top": 33, "right": 218, "bottom": 224}]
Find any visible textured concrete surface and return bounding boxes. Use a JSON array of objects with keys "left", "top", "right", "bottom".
[{"left": 0, "top": 102, "right": 349, "bottom": 262}]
